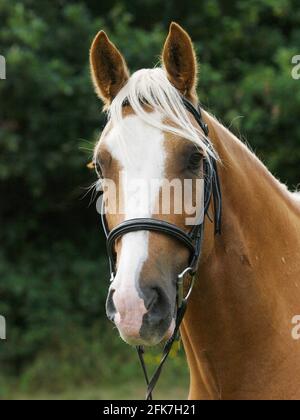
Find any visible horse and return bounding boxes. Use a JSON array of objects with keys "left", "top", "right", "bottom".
[{"left": 89, "top": 22, "right": 300, "bottom": 400}]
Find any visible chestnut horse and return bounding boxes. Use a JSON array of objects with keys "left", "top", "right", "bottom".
[{"left": 90, "top": 23, "right": 300, "bottom": 400}]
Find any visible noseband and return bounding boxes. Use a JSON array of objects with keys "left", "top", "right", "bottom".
[{"left": 100, "top": 97, "right": 222, "bottom": 400}]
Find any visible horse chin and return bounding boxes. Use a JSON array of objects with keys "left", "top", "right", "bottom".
[
  {"left": 119, "top": 318, "right": 176, "bottom": 347},
  {"left": 120, "top": 334, "right": 160, "bottom": 347}
]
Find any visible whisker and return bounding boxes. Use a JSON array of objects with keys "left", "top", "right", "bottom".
[{"left": 80, "top": 180, "right": 100, "bottom": 205}]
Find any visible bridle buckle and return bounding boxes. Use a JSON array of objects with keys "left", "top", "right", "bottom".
[{"left": 177, "top": 266, "right": 196, "bottom": 309}]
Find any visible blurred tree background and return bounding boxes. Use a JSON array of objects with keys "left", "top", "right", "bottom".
[{"left": 0, "top": 0, "right": 299, "bottom": 399}]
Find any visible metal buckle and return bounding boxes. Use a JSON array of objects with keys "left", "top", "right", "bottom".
[{"left": 177, "top": 267, "right": 195, "bottom": 309}]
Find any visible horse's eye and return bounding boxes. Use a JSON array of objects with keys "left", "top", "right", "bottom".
[{"left": 188, "top": 152, "right": 202, "bottom": 171}]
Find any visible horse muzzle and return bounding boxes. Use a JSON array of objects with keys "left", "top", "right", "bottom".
[{"left": 106, "top": 284, "right": 175, "bottom": 346}]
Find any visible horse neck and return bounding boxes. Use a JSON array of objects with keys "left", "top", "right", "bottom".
[{"left": 181, "top": 112, "right": 300, "bottom": 400}]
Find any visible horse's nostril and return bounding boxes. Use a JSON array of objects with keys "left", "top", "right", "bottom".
[
  {"left": 144, "top": 287, "right": 159, "bottom": 311},
  {"left": 143, "top": 286, "right": 171, "bottom": 320},
  {"left": 146, "top": 295, "right": 156, "bottom": 311},
  {"left": 140, "top": 286, "right": 172, "bottom": 342}
]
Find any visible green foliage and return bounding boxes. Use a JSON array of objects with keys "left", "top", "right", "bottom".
[{"left": 0, "top": 0, "right": 299, "bottom": 397}]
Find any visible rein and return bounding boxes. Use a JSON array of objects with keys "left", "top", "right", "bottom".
[{"left": 100, "top": 97, "right": 222, "bottom": 400}]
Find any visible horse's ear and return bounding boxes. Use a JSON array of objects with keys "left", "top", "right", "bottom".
[
  {"left": 90, "top": 31, "right": 129, "bottom": 105},
  {"left": 162, "top": 22, "right": 198, "bottom": 99}
]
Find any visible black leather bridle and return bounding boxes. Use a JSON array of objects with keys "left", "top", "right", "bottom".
[{"left": 99, "top": 97, "right": 222, "bottom": 400}]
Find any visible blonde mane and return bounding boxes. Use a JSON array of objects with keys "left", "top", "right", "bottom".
[{"left": 100, "top": 68, "right": 216, "bottom": 161}]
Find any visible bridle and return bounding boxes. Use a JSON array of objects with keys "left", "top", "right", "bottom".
[{"left": 99, "top": 97, "right": 222, "bottom": 400}]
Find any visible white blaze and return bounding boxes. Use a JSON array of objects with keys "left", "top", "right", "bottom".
[{"left": 104, "top": 113, "right": 166, "bottom": 332}]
